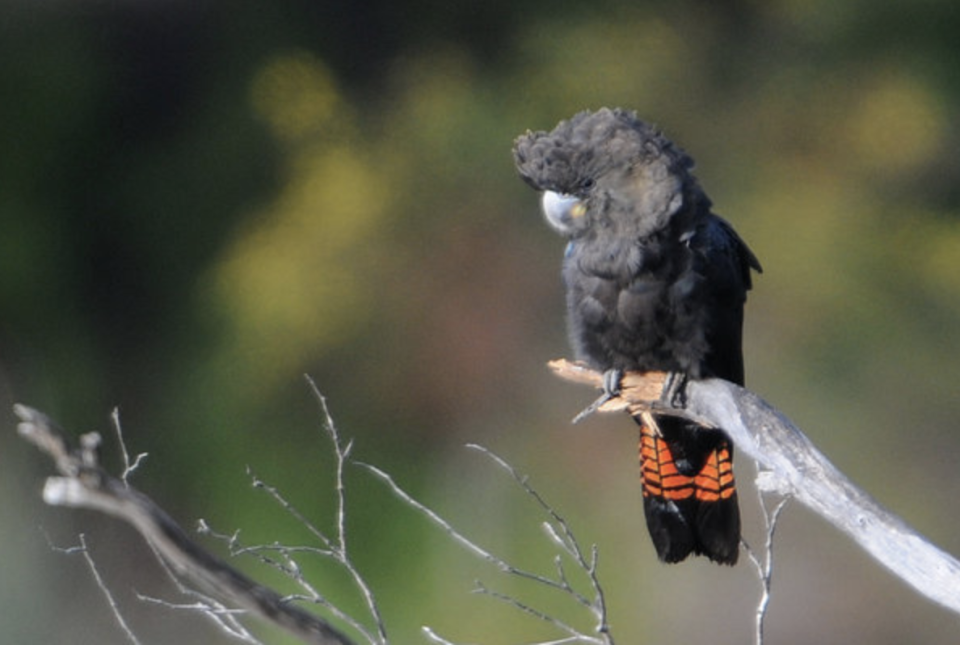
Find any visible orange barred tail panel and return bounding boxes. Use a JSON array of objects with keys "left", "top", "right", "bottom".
[{"left": 637, "top": 414, "right": 740, "bottom": 565}]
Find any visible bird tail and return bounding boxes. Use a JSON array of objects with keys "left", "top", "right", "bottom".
[{"left": 637, "top": 411, "right": 740, "bottom": 565}]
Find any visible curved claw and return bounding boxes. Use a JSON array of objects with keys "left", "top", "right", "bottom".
[{"left": 572, "top": 369, "right": 624, "bottom": 424}]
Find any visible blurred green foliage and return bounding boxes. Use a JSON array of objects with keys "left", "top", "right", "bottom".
[{"left": 2, "top": 0, "right": 960, "bottom": 643}]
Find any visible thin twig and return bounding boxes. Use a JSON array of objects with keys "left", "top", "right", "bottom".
[
  {"left": 359, "top": 461, "right": 549, "bottom": 581},
  {"left": 307, "top": 375, "right": 389, "bottom": 645},
  {"left": 473, "top": 580, "right": 605, "bottom": 645},
  {"left": 14, "top": 403, "right": 358, "bottom": 645},
  {"left": 742, "top": 487, "right": 791, "bottom": 645},
  {"left": 201, "top": 501, "right": 380, "bottom": 645},
  {"left": 144, "top": 525, "right": 266, "bottom": 643},
  {"left": 136, "top": 595, "right": 263, "bottom": 644},
  {"left": 421, "top": 626, "right": 465, "bottom": 645},
  {"left": 359, "top": 445, "right": 614, "bottom": 644},
  {"left": 68, "top": 534, "right": 143, "bottom": 645},
  {"left": 110, "top": 407, "right": 147, "bottom": 485},
  {"left": 466, "top": 444, "right": 612, "bottom": 634},
  {"left": 242, "top": 470, "right": 336, "bottom": 552}
]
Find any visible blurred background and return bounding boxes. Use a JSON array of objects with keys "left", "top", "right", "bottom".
[{"left": 2, "top": 0, "right": 960, "bottom": 643}]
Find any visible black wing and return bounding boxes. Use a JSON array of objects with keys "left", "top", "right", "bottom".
[{"left": 693, "top": 215, "right": 761, "bottom": 385}]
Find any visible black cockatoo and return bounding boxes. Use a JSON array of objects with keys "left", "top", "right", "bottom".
[{"left": 514, "top": 108, "right": 761, "bottom": 565}]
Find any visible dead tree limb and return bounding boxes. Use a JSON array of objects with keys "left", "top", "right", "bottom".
[
  {"left": 13, "top": 404, "right": 357, "bottom": 645},
  {"left": 549, "top": 359, "right": 960, "bottom": 616}
]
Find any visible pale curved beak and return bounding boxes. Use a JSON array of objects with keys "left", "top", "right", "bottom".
[{"left": 541, "top": 191, "right": 586, "bottom": 235}]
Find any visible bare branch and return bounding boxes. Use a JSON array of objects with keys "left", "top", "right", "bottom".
[
  {"left": 202, "top": 473, "right": 382, "bottom": 645},
  {"left": 14, "top": 403, "right": 358, "bottom": 645},
  {"left": 110, "top": 407, "right": 148, "bottom": 485},
  {"left": 742, "top": 492, "right": 791, "bottom": 645},
  {"left": 306, "top": 375, "right": 388, "bottom": 645},
  {"left": 360, "top": 444, "right": 614, "bottom": 644},
  {"left": 142, "top": 521, "right": 267, "bottom": 643},
  {"left": 135, "top": 594, "right": 264, "bottom": 644},
  {"left": 70, "top": 534, "right": 143, "bottom": 645},
  {"left": 465, "top": 444, "right": 611, "bottom": 636},
  {"left": 421, "top": 626, "right": 464, "bottom": 645},
  {"left": 473, "top": 580, "right": 605, "bottom": 645},
  {"left": 548, "top": 359, "right": 960, "bottom": 616}
]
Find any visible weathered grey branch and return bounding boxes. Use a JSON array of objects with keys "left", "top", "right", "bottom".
[
  {"left": 13, "top": 404, "right": 357, "bottom": 645},
  {"left": 549, "top": 359, "right": 960, "bottom": 616}
]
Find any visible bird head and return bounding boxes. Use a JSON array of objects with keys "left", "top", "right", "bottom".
[{"left": 513, "top": 108, "right": 704, "bottom": 240}]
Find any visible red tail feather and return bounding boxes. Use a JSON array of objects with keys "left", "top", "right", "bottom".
[{"left": 638, "top": 415, "right": 740, "bottom": 564}]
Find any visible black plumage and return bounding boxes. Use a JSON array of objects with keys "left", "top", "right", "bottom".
[{"left": 514, "top": 108, "right": 761, "bottom": 564}]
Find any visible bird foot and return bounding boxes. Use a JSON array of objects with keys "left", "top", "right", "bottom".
[
  {"left": 572, "top": 368, "right": 623, "bottom": 424},
  {"left": 659, "top": 371, "right": 688, "bottom": 409}
]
